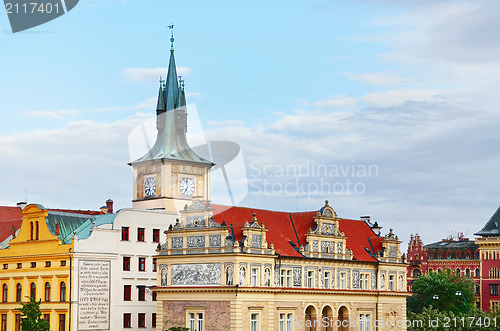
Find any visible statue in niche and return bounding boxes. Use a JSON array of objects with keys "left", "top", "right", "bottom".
[
  {"left": 226, "top": 266, "right": 233, "bottom": 286},
  {"left": 264, "top": 268, "right": 270, "bottom": 286},
  {"left": 240, "top": 267, "right": 246, "bottom": 286},
  {"left": 161, "top": 268, "right": 167, "bottom": 286}
]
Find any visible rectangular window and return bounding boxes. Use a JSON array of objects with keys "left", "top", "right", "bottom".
[
  {"left": 389, "top": 275, "right": 394, "bottom": 291},
  {"left": 137, "top": 228, "right": 145, "bottom": 242},
  {"left": 152, "top": 258, "right": 157, "bottom": 272},
  {"left": 123, "top": 257, "right": 131, "bottom": 271},
  {"left": 138, "top": 286, "right": 146, "bottom": 301},
  {"left": 359, "top": 314, "right": 371, "bottom": 331},
  {"left": 197, "top": 313, "right": 203, "bottom": 331},
  {"left": 124, "top": 285, "right": 131, "bottom": 301},
  {"left": 123, "top": 313, "right": 131, "bottom": 328},
  {"left": 152, "top": 291, "right": 157, "bottom": 301},
  {"left": 251, "top": 268, "right": 258, "bottom": 287},
  {"left": 280, "top": 269, "right": 292, "bottom": 287},
  {"left": 45, "top": 261, "right": 51, "bottom": 267},
  {"left": 492, "top": 301, "right": 499, "bottom": 311},
  {"left": 15, "top": 315, "right": 20, "bottom": 331},
  {"left": 16, "top": 263, "right": 22, "bottom": 269},
  {"left": 153, "top": 229, "right": 160, "bottom": 242},
  {"left": 30, "top": 262, "right": 36, "bottom": 268},
  {"left": 189, "top": 313, "right": 195, "bottom": 330},
  {"left": 43, "top": 314, "right": 50, "bottom": 323},
  {"left": 360, "top": 273, "right": 370, "bottom": 290},
  {"left": 138, "top": 257, "right": 146, "bottom": 272},
  {"left": 58, "top": 314, "right": 66, "bottom": 331},
  {"left": 279, "top": 313, "right": 293, "bottom": 331},
  {"left": 307, "top": 270, "right": 314, "bottom": 288},
  {"left": 121, "top": 227, "right": 130, "bottom": 241},
  {"left": 324, "top": 271, "right": 330, "bottom": 289},
  {"left": 251, "top": 313, "right": 259, "bottom": 331},
  {"left": 491, "top": 284, "right": 499, "bottom": 295},
  {"left": 187, "top": 312, "right": 204, "bottom": 331},
  {"left": 60, "top": 260, "right": 66, "bottom": 266},
  {"left": 2, "top": 264, "right": 6, "bottom": 270},
  {"left": 138, "top": 313, "right": 146, "bottom": 328},
  {"left": 340, "top": 272, "right": 346, "bottom": 289},
  {"left": 152, "top": 313, "right": 156, "bottom": 328},
  {"left": 1, "top": 314, "right": 7, "bottom": 331}
]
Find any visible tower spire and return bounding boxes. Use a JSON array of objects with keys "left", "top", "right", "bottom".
[{"left": 168, "top": 23, "right": 174, "bottom": 51}]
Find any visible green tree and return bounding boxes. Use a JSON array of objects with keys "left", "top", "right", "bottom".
[
  {"left": 408, "top": 268, "right": 475, "bottom": 314},
  {"left": 17, "top": 298, "right": 50, "bottom": 331}
]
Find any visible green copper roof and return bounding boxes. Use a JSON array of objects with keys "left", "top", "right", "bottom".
[
  {"left": 46, "top": 211, "right": 116, "bottom": 244},
  {"left": 475, "top": 206, "right": 500, "bottom": 237},
  {"left": 131, "top": 43, "right": 212, "bottom": 165}
]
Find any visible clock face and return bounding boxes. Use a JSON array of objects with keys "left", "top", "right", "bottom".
[
  {"left": 179, "top": 177, "right": 195, "bottom": 196},
  {"left": 144, "top": 177, "right": 156, "bottom": 196}
]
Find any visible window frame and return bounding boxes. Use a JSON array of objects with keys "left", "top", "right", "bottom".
[
  {"left": 137, "top": 228, "right": 145, "bottom": 242},
  {"left": 60, "top": 282, "right": 66, "bottom": 302},
  {"left": 152, "top": 229, "right": 160, "bottom": 243},
  {"left": 121, "top": 226, "right": 130, "bottom": 241},
  {"left": 123, "top": 313, "right": 132, "bottom": 328},
  {"left": 307, "top": 270, "right": 314, "bottom": 288},
  {"left": 44, "top": 282, "right": 51, "bottom": 302},
  {"left": 138, "top": 313, "right": 146, "bottom": 328},
  {"left": 186, "top": 309, "right": 204, "bottom": 331},
  {"left": 138, "top": 257, "right": 146, "bottom": 272},
  {"left": 124, "top": 285, "right": 132, "bottom": 301},
  {"left": 123, "top": 256, "right": 131, "bottom": 271}
]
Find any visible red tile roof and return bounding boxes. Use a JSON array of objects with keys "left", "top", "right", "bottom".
[
  {"left": 49, "top": 209, "right": 104, "bottom": 215},
  {"left": 0, "top": 207, "right": 23, "bottom": 243},
  {"left": 212, "top": 204, "right": 381, "bottom": 262}
]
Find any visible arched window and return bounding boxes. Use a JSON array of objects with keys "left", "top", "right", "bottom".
[
  {"left": 35, "top": 221, "right": 39, "bottom": 240},
  {"left": 30, "top": 283, "right": 36, "bottom": 300},
  {"left": 475, "top": 268, "right": 480, "bottom": 278},
  {"left": 44, "top": 283, "right": 51, "bottom": 302},
  {"left": 30, "top": 222, "right": 34, "bottom": 240},
  {"left": 2, "top": 284, "right": 7, "bottom": 302},
  {"left": 412, "top": 269, "right": 422, "bottom": 278},
  {"left": 438, "top": 254, "right": 442, "bottom": 259},
  {"left": 428, "top": 253, "right": 433, "bottom": 259},
  {"left": 456, "top": 253, "right": 461, "bottom": 259},
  {"left": 16, "top": 284, "right": 22, "bottom": 302},
  {"left": 456, "top": 268, "right": 461, "bottom": 276},
  {"left": 466, "top": 253, "right": 470, "bottom": 259},
  {"left": 447, "top": 253, "right": 451, "bottom": 259},
  {"left": 466, "top": 269, "right": 470, "bottom": 277},
  {"left": 60, "top": 282, "right": 66, "bottom": 302},
  {"left": 476, "top": 252, "right": 480, "bottom": 259}
]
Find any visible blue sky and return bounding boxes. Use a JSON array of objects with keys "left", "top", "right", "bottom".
[{"left": 1, "top": 0, "right": 500, "bottom": 246}]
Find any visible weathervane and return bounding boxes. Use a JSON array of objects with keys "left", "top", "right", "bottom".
[{"left": 168, "top": 23, "right": 174, "bottom": 50}]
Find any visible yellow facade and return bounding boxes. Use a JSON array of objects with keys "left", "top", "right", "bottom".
[
  {"left": 155, "top": 201, "right": 409, "bottom": 331},
  {"left": 0, "top": 204, "right": 72, "bottom": 331}
]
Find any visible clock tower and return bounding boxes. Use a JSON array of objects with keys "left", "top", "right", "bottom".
[{"left": 130, "top": 34, "right": 213, "bottom": 212}]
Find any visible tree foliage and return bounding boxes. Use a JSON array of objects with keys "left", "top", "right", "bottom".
[
  {"left": 17, "top": 298, "right": 50, "bottom": 331},
  {"left": 407, "top": 268, "right": 475, "bottom": 314}
]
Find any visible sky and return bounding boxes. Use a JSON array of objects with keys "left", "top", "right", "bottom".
[{"left": 1, "top": 0, "right": 500, "bottom": 248}]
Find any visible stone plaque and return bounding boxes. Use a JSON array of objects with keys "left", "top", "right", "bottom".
[{"left": 78, "top": 260, "right": 110, "bottom": 330}]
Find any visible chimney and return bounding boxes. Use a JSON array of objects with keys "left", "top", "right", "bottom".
[
  {"left": 17, "top": 201, "right": 27, "bottom": 210},
  {"left": 106, "top": 199, "right": 113, "bottom": 214}
]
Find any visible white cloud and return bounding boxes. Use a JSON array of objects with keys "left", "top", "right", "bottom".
[
  {"left": 348, "top": 73, "right": 412, "bottom": 86},
  {"left": 186, "top": 92, "right": 202, "bottom": 98},
  {"left": 313, "top": 95, "right": 357, "bottom": 109},
  {"left": 21, "top": 110, "right": 81, "bottom": 120},
  {"left": 206, "top": 120, "right": 244, "bottom": 127},
  {"left": 360, "top": 89, "right": 444, "bottom": 108},
  {"left": 121, "top": 67, "right": 191, "bottom": 83}
]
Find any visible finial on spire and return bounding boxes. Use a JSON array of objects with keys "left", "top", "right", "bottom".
[
  {"left": 178, "top": 75, "right": 185, "bottom": 89},
  {"left": 168, "top": 23, "right": 175, "bottom": 50},
  {"left": 159, "top": 76, "right": 164, "bottom": 86}
]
